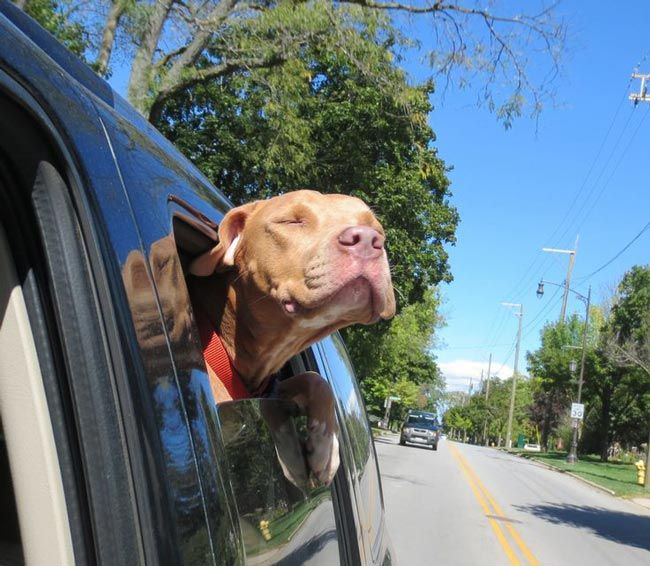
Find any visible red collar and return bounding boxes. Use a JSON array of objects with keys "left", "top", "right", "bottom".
[{"left": 198, "top": 314, "right": 252, "bottom": 400}]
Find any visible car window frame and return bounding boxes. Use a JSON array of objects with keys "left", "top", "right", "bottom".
[{"left": 313, "top": 334, "right": 388, "bottom": 565}]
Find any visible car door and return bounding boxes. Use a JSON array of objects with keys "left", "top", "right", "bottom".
[{"left": 314, "top": 335, "right": 392, "bottom": 565}]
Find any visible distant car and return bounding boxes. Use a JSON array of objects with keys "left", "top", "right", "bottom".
[
  {"left": 524, "top": 443, "right": 542, "bottom": 452},
  {"left": 399, "top": 411, "right": 440, "bottom": 450}
]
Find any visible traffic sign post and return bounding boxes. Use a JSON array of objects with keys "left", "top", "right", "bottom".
[
  {"left": 567, "top": 402, "right": 586, "bottom": 464},
  {"left": 380, "top": 396, "right": 401, "bottom": 429},
  {"left": 570, "top": 403, "right": 585, "bottom": 420}
]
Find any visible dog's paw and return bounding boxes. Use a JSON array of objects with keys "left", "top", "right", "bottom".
[
  {"left": 306, "top": 420, "right": 340, "bottom": 485},
  {"left": 274, "top": 371, "right": 340, "bottom": 485}
]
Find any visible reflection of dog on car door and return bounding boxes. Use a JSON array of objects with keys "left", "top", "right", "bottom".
[{"left": 189, "top": 189, "right": 396, "bottom": 484}]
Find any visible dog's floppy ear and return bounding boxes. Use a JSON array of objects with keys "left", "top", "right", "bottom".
[{"left": 190, "top": 201, "right": 259, "bottom": 276}]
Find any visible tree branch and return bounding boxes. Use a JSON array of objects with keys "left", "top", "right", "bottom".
[
  {"left": 148, "top": 52, "right": 286, "bottom": 124},
  {"left": 96, "top": 0, "right": 129, "bottom": 76},
  {"left": 127, "top": 0, "right": 176, "bottom": 114}
]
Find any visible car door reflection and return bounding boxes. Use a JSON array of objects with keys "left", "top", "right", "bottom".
[{"left": 218, "top": 399, "right": 341, "bottom": 565}]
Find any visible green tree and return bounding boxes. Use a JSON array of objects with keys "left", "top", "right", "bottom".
[
  {"left": 17, "top": 0, "right": 565, "bottom": 125},
  {"left": 442, "top": 376, "right": 534, "bottom": 446},
  {"left": 354, "top": 289, "right": 445, "bottom": 416},
  {"left": 17, "top": 0, "right": 91, "bottom": 59},
  {"left": 592, "top": 266, "right": 650, "bottom": 460},
  {"left": 160, "top": 21, "right": 458, "bottom": 305},
  {"left": 160, "top": 21, "right": 456, "bottom": 403},
  {"left": 526, "top": 313, "right": 599, "bottom": 450}
]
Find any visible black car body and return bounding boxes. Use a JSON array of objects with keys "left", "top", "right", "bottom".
[
  {"left": 399, "top": 411, "right": 440, "bottom": 450},
  {"left": 0, "top": 2, "right": 394, "bottom": 564}
]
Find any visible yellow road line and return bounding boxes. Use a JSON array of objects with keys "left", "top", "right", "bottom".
[
  {"left": 465, "top": 463, "right": 540, "bottom": 566},
  {"left": 449, "top": 443, "right": 540, "bottom": 566},
  {"left": 448, "top": 444, "right": 521, "bottom": 565}
]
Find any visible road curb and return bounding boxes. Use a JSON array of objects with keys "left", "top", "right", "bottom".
[{"left": 516, "top": 454, "right": 617, "bottom": 496}]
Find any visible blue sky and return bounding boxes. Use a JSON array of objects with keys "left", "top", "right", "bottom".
[
  {"left": 399, "top": 1, "right": 650, "bottom": 391},
  {"left": 106, "top": 1, "right": 649, "bottom": 393}
]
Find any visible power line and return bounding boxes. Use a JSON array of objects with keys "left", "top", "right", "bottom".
[
  {"left": 576, "top": 218, "right": 650, "bottom": 282},
  {"left": 492, "top": 340, "right": 517, "bottom": 379},
  {"left": 553, "top": 106, "right": 638, "bottom": 247},
  {"left": 480, "top": 61, "right": 647, "bottom": 358},
  {"left": 544, "top": 84, "right": 635, "bottom": 248},
  {"left": 522, "top": 287, "right": 564, "bottom": 341},
  {"left": 570, "top": 106, "right": 650, "bottom": 238},
  {"left": 437, "top": 343, "right": 513, "bottom": 350},
  {"left": 492, "top": 75, "right": 639, "bottom": 317},
  {"left": 523, "top": 285, "right": 562, "bottom": 331}
]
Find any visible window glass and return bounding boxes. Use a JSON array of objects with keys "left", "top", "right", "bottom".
[
  {"left": 406, "top": 413, "right": 438, "bottom": 428},
  {"left": 317, "top": 334, "right": 384, "bottom": 556},
  {"left": 218, "top": 399, "right": 341, "bottom": 565}
]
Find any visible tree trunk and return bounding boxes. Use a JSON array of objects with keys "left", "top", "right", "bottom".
[
  {"left": 96, "top": 0, "right": 126, "bottom": 76},
  {"left": 541, "top": 395, "right": 552, "bottom": 451},
  {"left": 127, "top": 0, "right": 175, "bottom": 116},
  {"left": 14, "top": 0, "right": 28, "bottom": 10},
  {"left": 599, "top": 391, "right": 612, "bottom": 462}
]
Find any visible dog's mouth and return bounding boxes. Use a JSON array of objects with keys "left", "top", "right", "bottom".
[{"left": 281, "top": 276, "right": 383, "bottom": 323}]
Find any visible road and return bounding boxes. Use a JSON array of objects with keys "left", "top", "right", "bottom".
[{"left": 374, "top": 434, "right": 650, "bottom": 565}]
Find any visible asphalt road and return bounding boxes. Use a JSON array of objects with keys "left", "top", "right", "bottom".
[{"left": 374, "top": 434, "right": 650, "bottom": 566}]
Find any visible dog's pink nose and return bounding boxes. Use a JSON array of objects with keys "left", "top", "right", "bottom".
[{"left": 337, "top": 226, "right": 384, "bottom": 258}]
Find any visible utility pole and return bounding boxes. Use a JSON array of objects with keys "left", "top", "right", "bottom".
[
  {"left": 485, "top": 354, "right": 492, "bottom": 400},
  {"left": 630, "top": 73, "right": 650, "bottom": 105},
  {"left": 542, "top": 239, "right": 577, "bottom": 323},
  {"left": 502, "top": 303, "right": 523, "bottom": 449},
  {"left": 567, "top": 285, "right": 591, "bottom": 464},
  {"left": 629, "top": 70, "right": 649, "bottom": 484},
  {"left": 482, "top": 353, "right": 492, "bottom": 446}
]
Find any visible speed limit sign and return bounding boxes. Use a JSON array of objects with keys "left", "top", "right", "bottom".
[{"left": 570, "top": 403, "right": 585, "bottom": 420}]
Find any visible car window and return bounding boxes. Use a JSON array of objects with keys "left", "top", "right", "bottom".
[
  {"left": 316, "top": 334, "right": 385, "bottom": 560},
  {"left": 406, "top": 415, "right": 438, "bottom": 428},
  {"left": 218, "top": 399, "right": 341, "bottom": 565}
]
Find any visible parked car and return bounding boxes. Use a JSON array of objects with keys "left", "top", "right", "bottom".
[
  {"left": 0, "top": 2, "right": 394, "bottom": 564},
  {"left": 399, "top": 411, "right": 440, "bottom": 450}
]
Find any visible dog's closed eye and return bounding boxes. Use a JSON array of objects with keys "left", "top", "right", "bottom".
[{"left": 276, "top": 218, "right": 306, "bottom": 226}]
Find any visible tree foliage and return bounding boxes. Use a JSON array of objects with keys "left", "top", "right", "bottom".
[
  {"left": 353, "top": 289, "right": 445, "bottom": 416},
  {"left": 524, "top": 266, "right": 650, "bottom": 460},
  {"left": 19, "top": 0, "right": 91, "bottom": 58},
  {"left": 443, "top": 377, "right": 535, "bottom": 446},
  {"left": 158, "top": 14, "right": 457, "bottom": 408},
  {"left": 160, "top": 11, "right": 458, "bottom": 306},
  {"left": 17, "top": 0, "right": 566, "bottom": 126}
]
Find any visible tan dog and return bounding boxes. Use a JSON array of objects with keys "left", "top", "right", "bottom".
[{"left": 189, "top": 189, "right": 395, "bottom": 483}]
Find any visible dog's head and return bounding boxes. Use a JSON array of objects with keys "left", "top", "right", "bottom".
[{"left": 191, "top": 190, "right": 395, "bottom": 338}]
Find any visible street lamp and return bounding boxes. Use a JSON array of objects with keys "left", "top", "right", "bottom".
[{"left": 536, "top": 280, "right": 591, "bottom": 463}]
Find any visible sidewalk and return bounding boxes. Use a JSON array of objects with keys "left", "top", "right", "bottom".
[{"left": 631, "top": 497, "right": 650, "bottom": 510}]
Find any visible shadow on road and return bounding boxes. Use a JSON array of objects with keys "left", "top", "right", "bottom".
[{"left": 514, "top": 503, "right": 650, "bottom": 551}]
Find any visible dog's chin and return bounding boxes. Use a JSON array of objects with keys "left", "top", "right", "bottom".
[
  {"left": 283, "top": 277, "right": 384, "bottom": 325},
  {"left": 329, "top": 277, "right": 375, "bottom": 317}
]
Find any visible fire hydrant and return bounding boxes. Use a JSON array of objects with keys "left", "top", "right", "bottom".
[{"left": 635, "top": 459, "right": 646, "bottom": 486}]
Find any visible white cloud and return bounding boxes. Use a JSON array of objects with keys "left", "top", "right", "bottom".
[{"left": 439, "top": 359, "right": 515, "bottom": 392}]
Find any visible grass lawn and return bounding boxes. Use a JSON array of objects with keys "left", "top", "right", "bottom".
[{"left": 519, "top": 451, "right": 648, "bottom": 497}]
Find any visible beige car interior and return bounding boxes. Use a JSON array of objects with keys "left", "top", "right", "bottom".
[{"left": 0, "top": 222, "right": 74, "bottom": 565}]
